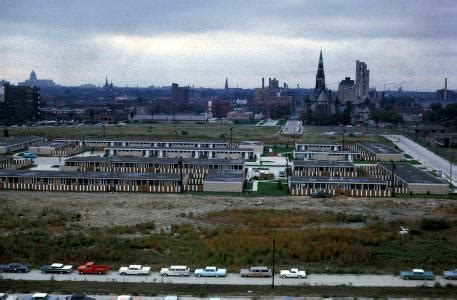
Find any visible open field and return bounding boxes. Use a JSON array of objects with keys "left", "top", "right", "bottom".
[
  {"left": 0, "top": 191, "right": 456, "bottom": 274},
  {"left": 1, "top": 280, "right": 456, "bottom": 298},
  {"left": 8, "top": 124, "right": 392, "bottom": 145}
]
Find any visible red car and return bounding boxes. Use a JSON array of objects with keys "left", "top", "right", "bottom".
[{"left": 77, "top": 262, "right": 110, "bottom": 275}]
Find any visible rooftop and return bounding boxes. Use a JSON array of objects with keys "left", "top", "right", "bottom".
[
  {"left": 239, "top": 140, "right": 264, "bottom": 146},
  {"left": 105, "top": 146, "right": 253, "bottom": 151},
  {"left": 378, "top": 162, "right": 447, "bottom": 185},
  {"left": 0, "top": 170, "right": 183, "bottom": 181},
  {"left": 204, "top": 170, "right": 245, "bottom": 182},
  {"left": 290, "top": 176, "right": 387, "bottom": 185},
  {"left": 65, "top": 156, "right": 244, "bottom": 165},
  {"left": 0, "top": 136, "right": 45, "bottom": 147},
  {"left": 54, "top": 138, "right": 228, "bottom": 144},
  {"left": 358, "top": 142, "right": 402, "bottom": 155},
  {"left": 293, "top": 160, "right": 355, "bottom": 168}
]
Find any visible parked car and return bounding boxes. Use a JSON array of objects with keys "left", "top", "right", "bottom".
[
  {"left": 119, "top": 265, "right": 150, "bottom": 275},
  {"left": 41, "top": 263, "right": 73, "bottom": 274},
  {"left": 65, "top": 294, "right": 95, "bottom": 300},
  {"left": 116, "top": 296, "right": 131, "bottom": 300},
  {"left": 240, "top": 266, "right": 272, "bottom": 277},
  {"left": 311, "top": 190, "right": 330, "bottom": 198},
  {"left": 0, "top": 293, "right": 17, "bottom": 300},
  {"left": 194, "top": 266, "right": 227, "bottom": 277},
  {"left": 160, "top": 265, "right": 191, "bottom": 276},
  {"left": 77, "top": 262, "right": 110, "bottom": 275},
  {"left": 400, "top": 268, "right": 435, "bottom": 280},
  {"left": 443, "top": 269, "right": 457, "bottom": 280},
  {"left": 280, "top": 268, "right": 307, "bottom": 278},
  {"left": 30, "top": 293, "right": 59, "bottom": 300},
  {"left": 0, "top": 262, "right": 31, "bottom": 273}
]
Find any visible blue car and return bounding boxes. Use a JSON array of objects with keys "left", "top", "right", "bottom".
[{"left": 194, "top": 266, "right": 226, "bottom": 277}]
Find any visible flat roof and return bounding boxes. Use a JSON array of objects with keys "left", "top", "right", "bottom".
[
  {"left": 105, "top": 146, "right": 254, "bottom": 151},
  {"left": 296, "top": 142, "right": 342, "bottom": 146},
  {"left": 294, "top": 150, "right": 360, "bottom": 154},
  {"left": 0, "top": 155, "right": 13, "bottom": 162},
  {"left": 0, "top": 170, "right": 183, "bottom": 181},
  {"left": 358, "top": 142, "right": 401, "bottom": 155},
  {"left": 378, "top": 162, "right": 447, "bottom": 185},
  {"left": 65, "top": 156, "right": 244, "bottom": 165},
  {"left": 290, "top": 176, "right": 387, "bottom": 185},
  {"left": 293, "top": 160, "right": 355, "bottom": 168},
  {"left": 204, "top": 170, "right": 245, "bottom": 182},
  {"left": 239, "top": 140, "right": 264, "bottom": 146},
  {"left": 32, "top": 141, "right": 75, "bottom": 148},
  {"left": 54, "top": 138, "right": 228, "bottom": 144},
  {"left": 0, "top": 136, "right": 45, "bottom": 147}
]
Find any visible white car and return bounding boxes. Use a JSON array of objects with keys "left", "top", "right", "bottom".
[
  {"left": 160, "top": 265, "right": 190, "bottom": 276},
  {"left": 280, "top": 268, "right": 307, "bottom": 278},
  {"left": 119, "top": 265, "right": 151, "bottom": 275}
]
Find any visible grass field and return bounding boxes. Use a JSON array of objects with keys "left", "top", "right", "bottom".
[
  {"left": 9, "top": 124, "right": 392, "bottom": 145},
  {"left": 0, "top": 207, "right": 455, "bottom": 274}
]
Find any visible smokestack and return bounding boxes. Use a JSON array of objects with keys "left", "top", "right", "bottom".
[
  {"left": 269, "top": 77, "right": 271, "bottom": 88},
  {"left": 262, "top": 77, "right": 264, "bottom": 89},
  {"left": 444, "top": 78, "right": 448, "bottom": 101}
]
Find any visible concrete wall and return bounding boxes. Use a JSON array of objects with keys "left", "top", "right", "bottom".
[
  {"left": 408, "top": 183, "right": 449, "bottom": 195},
  {"left": 203, "top": 181, "right": 243, "bottom": 193}
]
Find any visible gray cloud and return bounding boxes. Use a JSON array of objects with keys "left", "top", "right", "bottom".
[{"left": 0, "top": 0, "right": 456, "bottom": 90}]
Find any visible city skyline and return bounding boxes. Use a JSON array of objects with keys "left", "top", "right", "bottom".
[{"left": 1, "top": 0, "right": 456, "bottom": 91}]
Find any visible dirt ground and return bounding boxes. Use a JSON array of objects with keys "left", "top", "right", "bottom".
[{"left": 1, "top": 191, "right": 456, "bottom": 229}]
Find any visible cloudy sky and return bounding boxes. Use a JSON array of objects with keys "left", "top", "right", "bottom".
[{"left": 0, "top": 0, "right": 456, "bottom": 91}]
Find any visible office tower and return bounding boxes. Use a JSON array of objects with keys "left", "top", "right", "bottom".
[
  {"left": 356, "top": 60, "right": 369, "bottom": 101},
  {"left": 0, "top": 83, "right": 40, "bottom": 125}
]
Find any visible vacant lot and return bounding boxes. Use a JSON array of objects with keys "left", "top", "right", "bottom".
[
  {"left": 0, "top": 191, "right": 456, "bottom": 274},
  {"left": 9, "top": 124, "right": 390, "bottom": 145}
]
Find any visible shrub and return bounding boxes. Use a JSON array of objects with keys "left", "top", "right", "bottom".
[{"left": 420, "top": 219, "right": 450, "bottom": 231}]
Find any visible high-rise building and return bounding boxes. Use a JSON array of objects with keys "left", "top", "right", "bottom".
[
  {"left": 0, "top": 83, "right": 41, "bottom": 125},
  {"left": 338, "top": 77, "right": 356, "bottom": 103},
  {"left": 356, "top": 60, "right": 369, "bottom": 101},
  {"left": 171, "top": 83, "right": 189, "bottom": 104}
]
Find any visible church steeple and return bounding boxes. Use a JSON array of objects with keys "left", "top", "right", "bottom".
[
  {"left": 225, "top": 78, "right": 228, "bottom": 90},
  {"left": 315, "top": 50, "right": 326, "bottom": 90}
]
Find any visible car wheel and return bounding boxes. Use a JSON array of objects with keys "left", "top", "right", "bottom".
[
  {"left": 180, "top": 274, "right": 184, "bottom": 277},
  {"left": 79, "top": 271, "right": 83, "bottom": 275},
  {"left": 298, "top": 275, "right": 302, "bottom": 279},
  {"left": 121, "top": 272, "right": 126, "bottom": 276},
  {"left": 162, "top": 273, "right": 167, "bottom": 276},
  {"left": 98, "top": 272, "right": 102, "bottom": 275},
  {"left": 281, "top": 275, "right": 285, "bottom": 279}
]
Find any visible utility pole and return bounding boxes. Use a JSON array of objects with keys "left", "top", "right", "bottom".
[
  {"left": 272, "top": 230, "right": 275, "bottom": 289},
  {"left": 103, "top": 124, "right": 106, "bottom": 138},
  {"left": 179, "top": 156, "right": 184, "bottom": 193},
  {"left": 342, "top": 129, "right": 346, "bottom": 150},
  {"left": 391, "top": 161, "right": 396, "bottom": 197},
  {"left": 450, "top": 141, "right": 454, "bottom": 190},
  {"left": 230, "top": 126, "right": 233, "bottom": 146}
]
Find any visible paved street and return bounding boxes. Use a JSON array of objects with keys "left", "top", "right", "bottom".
[
  {"left": 1, "top": 270, "right": 451, "bottom": 287},
  {"left": 384, "top": 134, "right": 456, "bottom": 188},
  {"left": 281, "top": 120, "right": 303, "bottom": 135}
]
